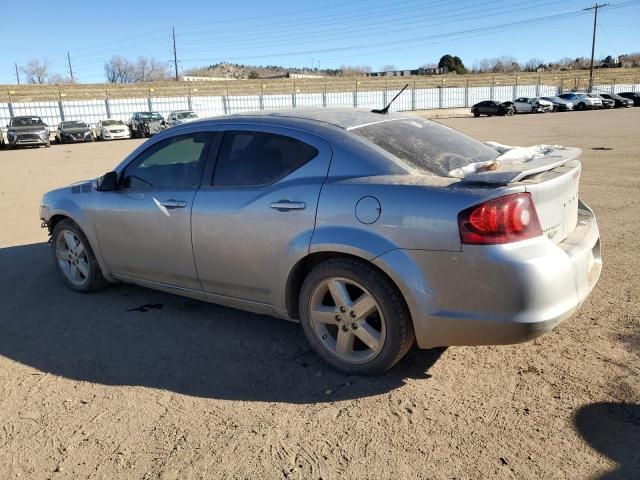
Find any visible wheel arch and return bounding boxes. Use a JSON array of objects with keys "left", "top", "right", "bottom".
[{"left": 284, "top": 250, "right": 411, "bottom": 324}]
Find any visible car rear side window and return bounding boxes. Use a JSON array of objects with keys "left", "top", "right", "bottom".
[
  {"left": 351, "top": 118, "right": 498, "bottom": 177},
  {"left": 213, "top": 131, "right": 319, "bottom": 187},
  {"left": 122, "top": 132, "right": 211, "bottom": 190}
]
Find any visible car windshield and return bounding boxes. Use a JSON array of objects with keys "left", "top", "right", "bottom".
[
  {"left": 351, "top": 117, "right": 499, "bottom": 177},
  {"left": 177, "top": 111, "right": 197, "bottom": 119},
  {"left": 140, "top": 112, "right": 162, "bottom": 120},
  {"left": 102, "top": 120, "right": 123, "bottom": 126},
  {"left": 61, "top": 121, "right": 87, "bottom": 128},
  {"left": 10, "top": 117, "right": 44, "bottom": 127}
]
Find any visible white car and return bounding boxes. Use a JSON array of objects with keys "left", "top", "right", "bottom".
[
  {"left": 96, "top": 120, "right": 131, "bottom": 141},
  {"left": 513, "top": 97, "right": 553, "bottom": 114},
  {"left": 167, "top": 110, "right": 199, "bottom": 127},
  {"left": 558, "top": 92, "right": 602, "bottom": 111}
]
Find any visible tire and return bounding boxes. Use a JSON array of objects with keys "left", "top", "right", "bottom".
[
  {"left": 576, "top": 102, "right": 585, "bottom": 111},
  {"left": 299, "top": 257, "right": 415, "bottom": 375},
  {"left": 473, "top": 109, "right": 480, "bottom": 117},
  {"left": 45, "top": 141, "right": 51, "bottom": 148},
  {"left": 51, "top": 219, "right": 107, "bottom": 293}
]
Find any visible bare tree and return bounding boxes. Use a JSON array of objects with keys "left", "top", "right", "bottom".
[
  {"left": 381, "top": 64, "right": 397, "bottom": 72},
  {"left": 338, "top": 64, "right": 372, "bottom": 76},
  {"left": 133, "top": 57, "right": 170, "bottom": 82},
  {"left": 523, "top": 58, "right": 544, "bottom": 72},
  {"left": 48, "top": 73, "right": 74, "bottom": 84},
  {"left": 104, "top": 56, "right": 135, "bottom": 83},
  {"left": 20, "top": 58, "right": 49, "bottom": 84}
]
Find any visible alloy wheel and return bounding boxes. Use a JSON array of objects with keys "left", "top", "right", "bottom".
[
  {"left": 55, "top": 230, "right": 90, "bottom": 287},
  {"left": 308, "top": 277, "right": 386, "bottom": 364}
]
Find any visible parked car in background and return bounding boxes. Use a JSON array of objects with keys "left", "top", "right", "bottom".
[
  {"left": 541, "top": 96, "right": 574, "bottom": 112},
  {"left": 6, "top": 116, "right": 50, "bottom": 148},
  {"left": 513, "top": 97, "right": 553, "bottom": 113},
  {"left": 96, "top": 119, "right": 131, "bottom": 140},
  {"left": 471, "top": 101, "right": 514, "bottom": 117},
  {"left": 618, "top": 92, "right": 640, "bottom": 106},
  {"left": 587, "top": 93, "right": 614, "bottom": 109},
  {"left": 600, "top": 92, "right": 633, "bottom": 108},
  {"left": 40, "top": 109, "right": 601, "bottom": 374},
  {"left": 128, "top": 112, "right": 166, "bottom": 138},
  {"left": 558, "top": 92, "right": 602, "bottom": 110},
  {"left": 167, "top": 110, "right": 199, "bottom": 127},
  {"left": 55, "top": 121, "right": 94, "bottom": 144}
]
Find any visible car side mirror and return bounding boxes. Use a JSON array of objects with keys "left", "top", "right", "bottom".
[{"left": 97, "top": 171, "right": 118, "bottom": 192}]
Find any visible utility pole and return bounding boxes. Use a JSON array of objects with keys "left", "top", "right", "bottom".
[
  {"left": 584, "top": 3, "right": 608, "bottom": 92},
  {"left": 14, "top": 63, "right": 20, "bottom": 84},
  {"left": 172, "top": 27, "right": 179, "bottom": 81},
  {"left": 67, "top": 52, "right": 74, "bottom": 83}
]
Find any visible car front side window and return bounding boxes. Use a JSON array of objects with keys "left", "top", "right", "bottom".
[{"left": 122, "top": 132, "right": 212, "bottom": 190}]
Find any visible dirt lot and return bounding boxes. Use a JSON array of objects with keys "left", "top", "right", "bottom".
[{"left": 0, "top": 109, "right": 638, "bottom": 480}]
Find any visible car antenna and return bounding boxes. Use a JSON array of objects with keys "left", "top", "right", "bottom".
[{"left": 371, "top": 83, "right": 409, "bottom": 114}]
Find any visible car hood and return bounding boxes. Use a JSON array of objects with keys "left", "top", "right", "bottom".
[
  {"left": 103, "top": 125, "right": 127, "bottom": 130},
  {"left": 8, "top": 125, "right": 47, "bottom": 133}
]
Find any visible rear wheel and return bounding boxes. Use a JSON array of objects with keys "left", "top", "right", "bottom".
[
  {"left": 51, "top": 219, "right": 107, "bottom": 293},
  {"left": 299, "top": 258, "right": 414, "bottom": 375},
  {"left": 576, "top": 102, "right": 585, "bottom": 111},
  {"left": 473, "top": 109, "right": 480, "bottom": 117}
]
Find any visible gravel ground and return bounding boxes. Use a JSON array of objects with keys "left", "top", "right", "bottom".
[{"left": 0, "top": 108, "right": 638, "bottom": 480}]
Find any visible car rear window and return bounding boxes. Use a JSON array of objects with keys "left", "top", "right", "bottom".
[{"left": 351, "top": 118, "right": 498, "bottom": 176}]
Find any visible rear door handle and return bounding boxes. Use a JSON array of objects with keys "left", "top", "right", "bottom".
[
  {"left": 160, "top": 199, "right": 187, "bottom": 209},
  {"left": 270, "top": 201, "right": 306, "bottom": 211}
]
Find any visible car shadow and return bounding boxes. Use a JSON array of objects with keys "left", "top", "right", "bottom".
[
  {"left": 574, "top": 402, "right": 640, "bottom": 479},
  {"left": 0, "top": 242, "right": 445, "bottom": 404}
]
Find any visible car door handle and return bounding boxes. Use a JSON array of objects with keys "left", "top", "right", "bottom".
[
  {"left": 270, "top": 201, "right": 306, "bottom": 211},
  {"left": 159, "top": 199, "right": 187, "bottom": 209}
]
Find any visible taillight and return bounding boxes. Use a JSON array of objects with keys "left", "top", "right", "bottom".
[{"left": 458, "top": 193, "right": 542, "bottom": 245}]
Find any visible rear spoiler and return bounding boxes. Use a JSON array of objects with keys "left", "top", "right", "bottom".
[{"left": 456, "top": 147, "right": 582, "bottom": 184}]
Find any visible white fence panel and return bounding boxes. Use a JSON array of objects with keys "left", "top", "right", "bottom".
[
  {"left": 295, "top": 93, "right": 323, "bottom": 107},
  {"left": 387, "top": 89, "right": 412, "bottom": 112},
  {"left": 108, "top": 98, "right": 149, "bottom": 122},
  {"left": 227, "top": 95, "right": 260, "bottom": 113},
  {"left": 0, "top": 103, "right": 11, "bottom": 127},
  {"left": 357, "top": 90, "right": 384, "bottom": 109},
  {"left": 493, "top": 86, "right": 513, "bottom": 103},
  {"left": 11, "top": 102, "right": 61, "bottom": 127},
  {"left": 151, "top": 96, "right": 190, "bottom": 119},
  {"left": 190, "top": 96, "right": 225, "bottom": 118},
  {"left": 442, "top": 87, "right": 466, "bottom": 108},
  {"left": 415, "top": 88, "right": 439, "bottom": 110},
  {"left": 467, "top": 86, "right": 491, "bottom": 106},
  {"left": 63, "top": 100, "right": 107, "bottom": 126},
  {"left": 263, "top": 94, "right": 293, "bottom": 109},
  {"left": 539, "top": 84, "right": 559, "bottom": 96}
]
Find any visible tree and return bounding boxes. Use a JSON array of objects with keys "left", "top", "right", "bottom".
[
  {"left": 438, "top": 54, "right": 467, "bottom": 74},
  {"left": 338, "top": 64, "right": 372, "bottom": 76},
  {"left": 523, "top": 58, "right": 544, "bottom": 72},
  {"left": 248, "top": 70, "right": 260, "bottom": 79},
  {"left": 21, "top": 58, "right": 49, "bottom": 84},
  {"left": 48, "top": 73, "right": 74, "bottom": 84},
  {"left": 104, "top": 56, "right": 169, "bottom": 83},
  {"left": 104, "top": 56, "right": 134, "bottom": 83},
  {"left": 381, "top": 64, "right": 396, "bottom": 72}
]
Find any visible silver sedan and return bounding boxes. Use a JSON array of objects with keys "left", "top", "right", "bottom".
[{"left": 40, "top": 109, "right": 602, "bottom": 374}]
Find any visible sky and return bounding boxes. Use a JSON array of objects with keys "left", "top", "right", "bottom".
[{"left": 1, "top": 0, "right": 639, "bottom": 84}]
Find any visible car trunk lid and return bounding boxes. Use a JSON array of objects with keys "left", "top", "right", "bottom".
[{"left": 457, "top": 147, "right": 581, "bottom": 244}]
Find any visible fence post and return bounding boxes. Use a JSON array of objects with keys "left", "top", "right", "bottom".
[
  {"left": 222, "top": 96, "right": 228, "bottom": 115},
  {"left": 513, "top": 76, "right": 518, "bottom": 100},
  {"left": 536, "top": 76, "right": 541, "bottom": 97},
  {"left": 464, "top": 79, "right": 469, "bottom": 107},
  {"left": 490, "top": 76, "right": 495, "bottom": 101},
  {"left": 105, "top": 90, "right": 111, "bottom": 119},
  {"left": 147, "top": 88, "right": 153, "bottom": 111},
  {"left": 611, "top": 78, "right": 615, "bottom": 93},
  {"left": 559, "top": 78, "right": 564, "bottom": 94},
  {"left": 7, "top": 91, "right": 14, "bottom": 119},
  {"left": 353, "top": 80, "right": 358, "bottom": 108},
  {"left": 322, "top": 79, "right": 327, "bottom": 108},
  {"left": 187, "top": 85, "right": 193, "bottom": 111},
  {"left": 292, "top": 81, "right": 297, "bottom": 108},
  {"left": 438, "top": 85, "right": 444, "bottom": 109},
  {"left": 411, "top": 80, "right": 416, "bottom": 111},
  {"left": 383, "top": 80, "right": 388, "bottom": 109},
  {"left": 260, "top": 83, "right": 265, "bottom": 110},
  {"left": 58, "top": 90, "right": 65, "bottom": 122}
]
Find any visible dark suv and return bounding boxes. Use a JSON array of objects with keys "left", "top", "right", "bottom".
[{"left": 128, "top": 111, "right": 166, "bottom": 138}]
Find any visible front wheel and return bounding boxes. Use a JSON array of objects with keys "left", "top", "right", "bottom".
[
  {"left": 299, "top": 258, "right": 414, "bottom": 375},
  {"left": 473, "top": 109, "right": 480, "bottom": 117},
  {"left": 51, "top": 219, "right": 107, "bottom": 292}
]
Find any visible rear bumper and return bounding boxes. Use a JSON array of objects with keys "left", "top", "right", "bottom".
[{"left": 374, "top": 200, "right": 601, "bottom": 349}]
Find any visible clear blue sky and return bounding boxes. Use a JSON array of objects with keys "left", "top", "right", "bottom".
[{"left": 2, "top": 0, "right": 639, "bottom": 84}]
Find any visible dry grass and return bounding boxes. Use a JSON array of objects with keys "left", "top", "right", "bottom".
[{"left": 2, "top": 68, "right": 639, "bottom": 102}]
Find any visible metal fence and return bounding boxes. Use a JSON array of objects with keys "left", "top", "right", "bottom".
[{"left": 1, "top": 82, "right": 638, "bottom": 129}]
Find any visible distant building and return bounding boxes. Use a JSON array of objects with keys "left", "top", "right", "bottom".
[
  {"left": 365, "top": 66, "right": 444, "bottom": 77},
  {"left": 260, "top": 72, "right": 326, "bottom": 80}
]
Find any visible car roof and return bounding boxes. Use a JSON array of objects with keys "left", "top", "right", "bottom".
[{"left": 223, "top": 108, "right": 415, "bottom": 131}]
